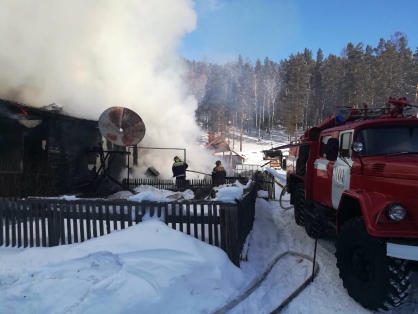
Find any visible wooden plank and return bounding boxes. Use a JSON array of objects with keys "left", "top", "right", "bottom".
[
  {"left": 17, "top": 200, "right": 22, "bottom": 248},
  {"left": 193, "top": 204, "right": 198, "bottom": 239},
  {"left": 99, "top": 204, "right": 104, "bottom": 236},
  {"left": 179, "top": 204, "right": 183, "bottom": 232},
  {"left": 220, "top": 206, "right": 226, "bottom": 252},
  {"left": 22, "top": 202, "right": 28, "bottom": 248},
  {"left": 186, "top": 204, "right": 191, "bottom": 235},
  {"left": 52, "top": 204, "right": 61, "bottom": 246},
  {"left": 10, "top": 199, "right": 16, "bottom": 247},
  {"left": 128, "top": 205, "right": 133, "bottom": 227},
  {"left": 79, "top": 204, "right": 85, "bottom": 242},
  {"left": 200, "top": 205, "right": 205, "bottom": 242},
  {"left": 120, "top": 205, "right": 125, "bottom": 229},
  {"left": 92, "top": 204, "right": 97, "bottom": 238},
  {"left": 35, "top": 203, "right": 40, "bottom": 247},
  {"left": 29, "top": 203, "right": 34, "bottom": 247},
  {"left": 72, "top": 204, "right": 78, "bottom": 243},
  {"left": 172, "top": 204, "right": 176, "bottom": 230},
  {"left": 214, "top": 205, "right": 219, "bottom": 247},
  {"left": 47, "top": 203, "right": 54, "bottom": 246},
  {"left": 66, "top": 203, "right": 72, "bottom": 245},
  {"left": 41, "top": 203, "right": 47, "bottom": 247},
  {"left": 208, "top": 204, "right": 213, "bottom": 245},
  {"left": 86, "top": 204, "right": 91, "bottom": 240},
  {"left": 61, "top": 204, "right": 66, "bottom": 244},
  {"left": 105, "top": 204, "right": 111, "bottom": 234},
  {"left": 113, "top": 205, "right": 117, "bottom": 231}
]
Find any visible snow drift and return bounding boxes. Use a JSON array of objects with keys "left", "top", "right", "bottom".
[{"left": 0, "top": 220, "right": 245, "bottom": 313}]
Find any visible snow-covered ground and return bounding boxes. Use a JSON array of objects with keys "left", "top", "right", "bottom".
[{"left": 1, "top": 128, "right": 417, "bottom": 313}]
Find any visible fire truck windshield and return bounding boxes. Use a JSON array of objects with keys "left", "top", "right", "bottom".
[{"left": 356, "top": 126, "right": 418, "bottom": 156}]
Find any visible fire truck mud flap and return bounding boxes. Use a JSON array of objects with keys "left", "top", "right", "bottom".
[{"left": 387, "top": 243, "right": 418, "bottom": 261}]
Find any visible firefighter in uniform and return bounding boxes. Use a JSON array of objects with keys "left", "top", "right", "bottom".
[
  {"left": 172, "top": 156, "right": 188, "bottom": 187},
  {"left": 212, "top": 160, "right": 226, "bottom": 186}
]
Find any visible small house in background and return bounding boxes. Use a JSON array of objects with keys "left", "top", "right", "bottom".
[
  {"left": 205, "top": 133, "right": 230, "bottom": 154},
  {"left": 0, "top": 99, "right": 101, "bottom": 197},
  {"left": 205, "top": 132, "right": 244, "bottom": 171}
]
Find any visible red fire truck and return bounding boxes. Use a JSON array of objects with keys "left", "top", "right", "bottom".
[{"left": 283, "top": 97, "right": 418, "bottom": 311}]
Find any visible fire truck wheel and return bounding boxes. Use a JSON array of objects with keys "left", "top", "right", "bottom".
[
  {"left": 335, "top": 218, "right": 411, "bottom": 311},
  {"left": 304, "top": 211, "right": 325, "bottom": 238},
  {"left": 293, "top": 183, "right": 305, "bottom": 226}
]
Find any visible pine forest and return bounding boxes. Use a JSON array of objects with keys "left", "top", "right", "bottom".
[{"left": 184, "top": 32, "right": 418, "bottom": 143}]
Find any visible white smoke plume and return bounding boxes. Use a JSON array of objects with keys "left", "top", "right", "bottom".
[{"left": 0, "top": 0, "right": 215, "bottom": 178}]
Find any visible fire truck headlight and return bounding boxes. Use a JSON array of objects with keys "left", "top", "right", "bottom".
[
  {"left": 352, "top": 141, "right": 363, "bottom": 153},
  {"left": 387, "top": 204, "right": 407, "bottom": 222}
]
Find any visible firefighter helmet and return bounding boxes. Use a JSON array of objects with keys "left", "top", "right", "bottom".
[{"left": 215, "top": 160, "right": 221, "bottom": 165}]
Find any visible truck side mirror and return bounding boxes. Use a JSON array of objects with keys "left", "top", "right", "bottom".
[
  {"left": 326, "top": 138, "right": 339, "bottom": 161},
  {"left": 281, "top": 158, "right": 286, "bottom": 170}
]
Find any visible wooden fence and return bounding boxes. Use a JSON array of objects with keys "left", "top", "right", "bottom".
[
  {"left": 234, "top": 164, "right": 262, "bottom": 177},
  {"left": 0, "top": 181, "right": 257, "bottom": 266},
  {"left": 258, "top": 171, "right": 276, "bottom": 199},
  {"left": 122, "top": 177, "right": 249, "bottom": 192}
]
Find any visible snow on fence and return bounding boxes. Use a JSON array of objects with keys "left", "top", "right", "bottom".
[{"left": 0, "top": 182, "right": 257, "bottom": 266}]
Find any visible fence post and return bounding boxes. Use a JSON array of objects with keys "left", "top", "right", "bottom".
[
  {"left": 0, "top": 198, "right": 3, "bottom": 247},
  {"left": 22, "top": 201, "right": 28, "bottom": 248},
  {"left": 71, "top": 204, "right": 78, "bottom": 243},
  {"left": 4, "top": 198, "right": 10, "bottom": 246}
]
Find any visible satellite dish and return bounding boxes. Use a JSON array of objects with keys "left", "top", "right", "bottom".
[{"left": 98, "top": 107, "right": 146, "bottom": 146}]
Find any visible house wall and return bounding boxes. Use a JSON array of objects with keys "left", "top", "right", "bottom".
[
  {"left": 47, "top": 116, "right": 101, "bottom": 195},
  {"left": 0, "top": 99, "right": 101, "bottom": 196}
]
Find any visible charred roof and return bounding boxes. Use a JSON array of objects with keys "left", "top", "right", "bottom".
[{"left": 0, "top": 98, "right": 97, "bottom": 123}]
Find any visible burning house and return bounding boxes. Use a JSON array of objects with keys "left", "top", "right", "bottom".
[{"left": 0, "top": 99, "right": 102, "bottom": 197}]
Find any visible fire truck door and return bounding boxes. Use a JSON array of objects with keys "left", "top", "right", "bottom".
[
  {"left": 313, "top": 134, "right": 333, "bottom": 207},
  {"left": 331, "top": 130, "right": 354, "bottom": 209}
]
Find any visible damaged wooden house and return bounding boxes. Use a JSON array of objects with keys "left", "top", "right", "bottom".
[
  {"left": 0, "top": 99, "right": 102, "bottom": 197},
  {"left": 205, "top": 132, "right": 244, "bottom": 168}
]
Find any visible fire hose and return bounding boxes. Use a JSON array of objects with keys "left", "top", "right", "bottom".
[
  {"left": 213, "top": 251, "right": 319, "bottom": 314},
  {"left": 186, "top": 170, "right": 211, "bottom": 176},
  {"left": 279, "top": 185, "right": 293, "bottom": 210},
  {"left": 272, "top": 178, "right": 293, "bottom": 210}
]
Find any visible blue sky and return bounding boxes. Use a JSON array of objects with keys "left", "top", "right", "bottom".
[{"left": 179, "top": 0, "right": 418, "bottom": 64}]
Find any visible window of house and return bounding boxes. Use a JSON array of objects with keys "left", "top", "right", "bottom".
[
  {"left": 319, "top": 135, "right": 331, "bottom": 157},
  {"left": 340, "top": 132, "right": 353, "bottom": 158}
]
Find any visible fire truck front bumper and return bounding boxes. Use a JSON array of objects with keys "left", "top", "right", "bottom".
[{"left": 387, "top": 242, "right": 418, "bottom": 261}]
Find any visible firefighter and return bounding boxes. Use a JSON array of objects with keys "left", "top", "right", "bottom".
[
  {"left": 172, "top": 156, "right": 188, "bottom": 187},
  {"left": 212, "top": 160, "right": 226, "bottom": 186}
]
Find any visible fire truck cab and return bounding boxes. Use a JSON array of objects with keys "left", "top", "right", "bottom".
[{"left": 285, "top": 97, "right": 418, "bottom": 311}]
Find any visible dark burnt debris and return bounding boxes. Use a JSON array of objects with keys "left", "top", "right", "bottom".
[{"left": 0, "top": 98, "right": 102, "bottom": 197}]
